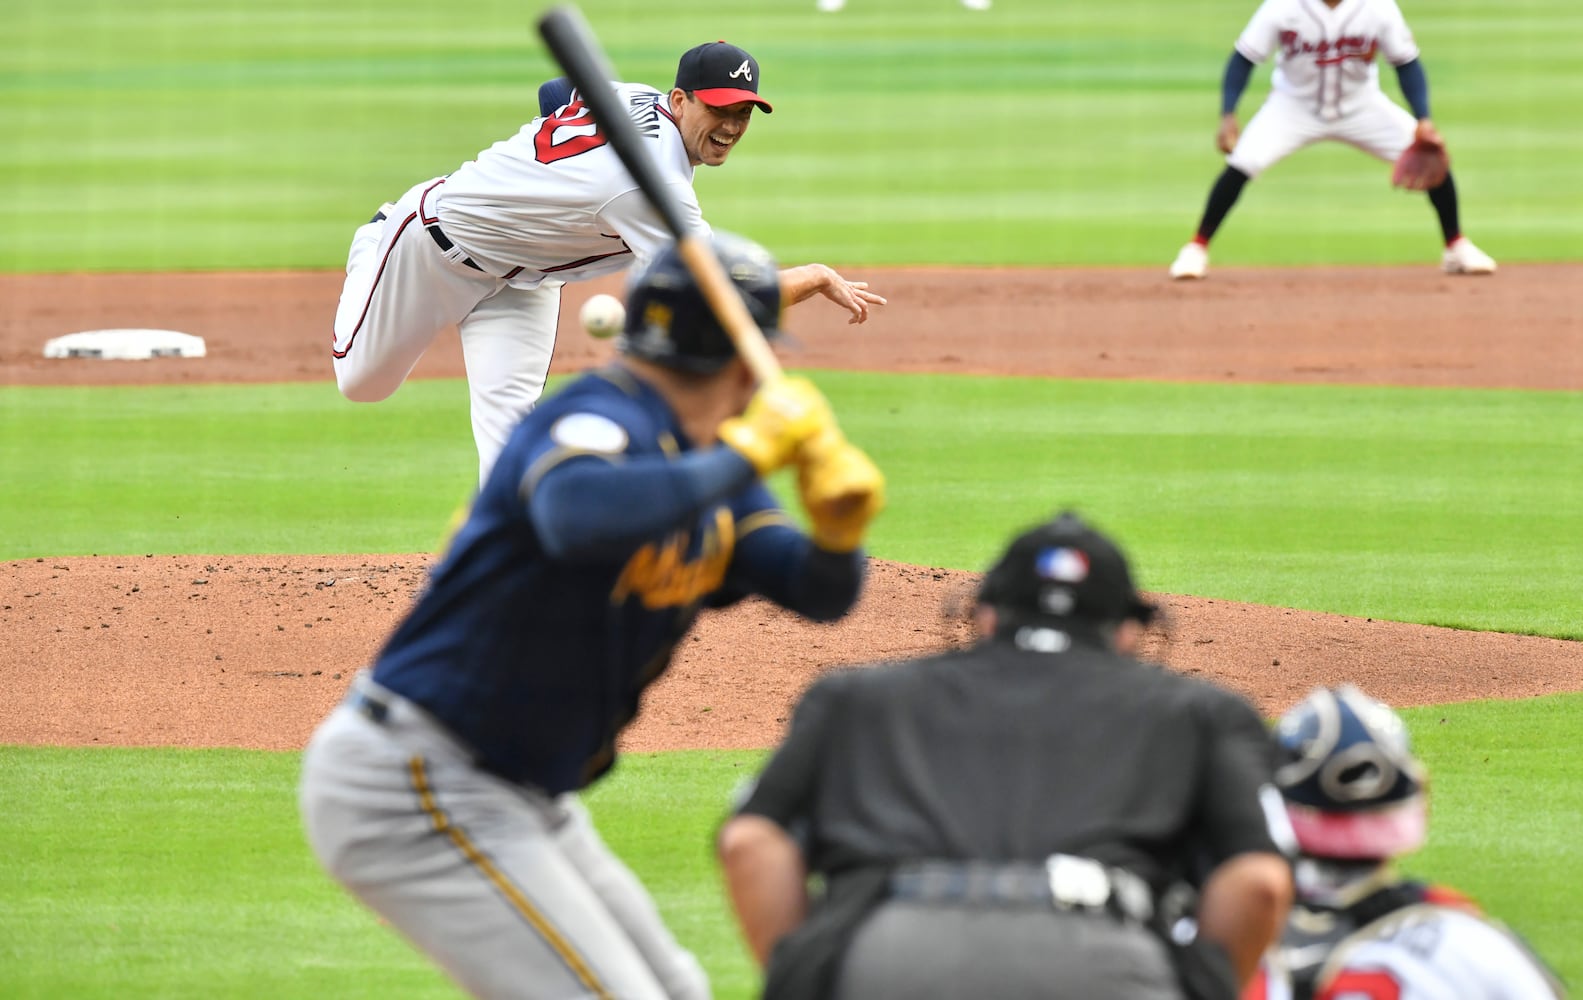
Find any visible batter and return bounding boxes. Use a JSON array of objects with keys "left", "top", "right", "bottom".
[{"left": 302, "top": 231, "right": 885, "bottom": 1000}]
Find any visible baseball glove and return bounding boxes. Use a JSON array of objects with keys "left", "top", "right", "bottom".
[{"left": 1391, "top": 137, "right": 1450, "bottom": 191}]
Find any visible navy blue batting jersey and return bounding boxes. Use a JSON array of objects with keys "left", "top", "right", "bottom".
[{"left": 372, "top": 365, "right": 863, "bottom": 794}]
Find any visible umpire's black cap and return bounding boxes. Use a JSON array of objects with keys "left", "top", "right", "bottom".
[{"left": 977, "top": 511, "right": 1158, "bottom": 626}]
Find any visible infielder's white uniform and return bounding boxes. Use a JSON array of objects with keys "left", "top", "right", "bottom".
[
  {"left": 1251, "top": 903, "right": 1564, "bottom": 1000},
  {"left": 332, "top": 84, "right": 704, "bottom": 481},
  {"left": 1227, "top": 0, "right": 1420, "bottom": 177}
]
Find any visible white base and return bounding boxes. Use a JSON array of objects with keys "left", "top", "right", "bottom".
[{"left": 43, "top": 328, "right": 207, "bottom": 361}]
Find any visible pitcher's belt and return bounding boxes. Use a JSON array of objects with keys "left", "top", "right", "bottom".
[
  {"left": 417, "top": 177, "right": 524, "bottom": 278},
  {"left": 425, "top": 221, "right": 485, "bottom": 272}
]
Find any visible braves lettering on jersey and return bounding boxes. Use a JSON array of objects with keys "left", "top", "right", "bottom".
[
  {"left": 437, "top": 83, "right": 706, "bottom": 285},
  {"left": 1235, "top": 0, "right": 1417, "bottom": 120},
  {"left": 1247, "top": 901, "right": 1563, "bottom": 1000}
]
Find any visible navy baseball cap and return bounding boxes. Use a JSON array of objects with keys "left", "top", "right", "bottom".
[
  {"left": 675, "top": 41, "right": 773, "bottom": 113},
  {"left": 978, "top": 511, "right": 1158, "bottom": 626}
]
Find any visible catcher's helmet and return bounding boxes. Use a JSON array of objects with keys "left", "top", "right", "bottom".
[
  {"left": 618, "top": 231, "right": 782, "bottom": 374},
  {"left": 1273, "top": 685, "right": 1428, "bottom": 860}
]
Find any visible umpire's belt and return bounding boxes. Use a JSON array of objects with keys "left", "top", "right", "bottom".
[{"left": 889, "top": 856, "right": 1154, "bottom": 924}]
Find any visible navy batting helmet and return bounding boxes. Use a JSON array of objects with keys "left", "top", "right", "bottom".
[
  {"left": 618, "top": 231, "right": 782, "bottom": 374},
  {"left": 1273, "top": 685, "right": 1428, "bottom": 860}
]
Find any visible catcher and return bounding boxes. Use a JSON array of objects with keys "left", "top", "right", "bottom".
[
  {"left": 1170, "top": 0, "right": 1496, "bottom": 280},
  {"left": 1243, "top": 685, "right": 1565, "bottom": 1000}
]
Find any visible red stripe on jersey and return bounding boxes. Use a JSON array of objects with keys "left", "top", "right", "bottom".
[{"left": 541, "top": 248, "right": 633, "bottom": 274}]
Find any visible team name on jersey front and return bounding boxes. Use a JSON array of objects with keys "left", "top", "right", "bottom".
[
  {"left": 613, "top": 508, "right": 735, "bottom": 609},
  {"left": 1236, "top": 0, "right": 1418, "bottom": 118},
  {"left": 1278, "top": 31, "right": 1379, "bottom": 65}
]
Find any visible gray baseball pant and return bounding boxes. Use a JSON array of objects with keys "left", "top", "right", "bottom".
[
  {"left": 299, "top": 676, "right": 709, "bottom": 1000},
  {"left": 834, "top": 900, "right": 1185, "bottom": 1000}
]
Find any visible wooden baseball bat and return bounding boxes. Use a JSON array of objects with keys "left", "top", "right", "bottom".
[{"left": 536, "top": 5, "right": 783, "bottom": 383}]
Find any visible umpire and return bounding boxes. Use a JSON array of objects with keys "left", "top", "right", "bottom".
[{"left": 718, "top": 511, "right": 1295, "bottom": 1000}]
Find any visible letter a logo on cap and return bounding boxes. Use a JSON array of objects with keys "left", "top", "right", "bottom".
[{"left": 730, "top": 59, "right": 753, "bottom": 81}]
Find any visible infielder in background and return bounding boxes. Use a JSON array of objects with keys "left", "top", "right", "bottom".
[
  {"left": 301, "top": 231, "right": 886, "bottom": 1000},
  {"left": 1243, "top": 685, "right": 1565, "bottom": 1000},
  {"left": 1169, "top": 0, "right": 1496, "bottom": 280},
  {"left": 720, "top": 511, "right": 1294, "bottom": 1000},
  {"left": 333, "top": 41, "right": 885, "bottom": 481}
]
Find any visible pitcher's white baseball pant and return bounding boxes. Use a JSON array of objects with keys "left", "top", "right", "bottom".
[
  {"left": 1227, "top": 89, "right": 1417, "bottom": 179},
  {"left": 332, "top": 178, "right": 561, "bottom": 483}
]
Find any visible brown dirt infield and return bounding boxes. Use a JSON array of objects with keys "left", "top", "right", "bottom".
[{"left": 2, "top": 264, "right": 1580, "bottom": 752}]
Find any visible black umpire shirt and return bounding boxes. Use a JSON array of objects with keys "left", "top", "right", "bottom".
[{"left": 737, "top": 624, "right": 1284, "bottom": 890}]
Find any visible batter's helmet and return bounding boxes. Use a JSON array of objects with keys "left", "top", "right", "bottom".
[
  {"left": 1273, "top": 685, "right": 1428, "bottom": 860},
  {"left": 618, "top": 231, "right": 782, "bottom": 374}
]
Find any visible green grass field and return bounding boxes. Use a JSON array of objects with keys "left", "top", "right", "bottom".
[
  {"left": 3, "top": 0, "right": 1580, "bottom": 270},
  {"left": 2, "top": 0, "right": 1579, "bottom": 996},
  {"left": 5, "top": 376, "right": 1582, "bottom": 636},
  {"left": 4, "top": 705, "right": 1580, "bottom": 999}
]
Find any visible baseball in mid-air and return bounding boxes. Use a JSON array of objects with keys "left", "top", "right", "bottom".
[{"left": 580, "top": 294, "right": 625, "bottom": 340}]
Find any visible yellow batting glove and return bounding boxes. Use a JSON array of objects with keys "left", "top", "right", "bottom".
[
  {"left": 718, "top": 376, "right": 835, "bottom": 476},
  {"left": 798, "top": 438, "right": 886, "bottom": 553}
]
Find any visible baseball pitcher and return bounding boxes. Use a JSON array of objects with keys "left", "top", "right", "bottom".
[{"left": 332, "top": 41, "right": 884, "bottom": 482}]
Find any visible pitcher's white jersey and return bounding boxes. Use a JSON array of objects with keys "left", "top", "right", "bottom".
[
  {"left": 1235, "top": 0, "right": 1418, "bottom": 120},
  {"left": 1250, "top": 903, "right": 1563, "bottom": 1000},
  {"left": 435, "top": 82, "right": 705, "bottom": 288}
]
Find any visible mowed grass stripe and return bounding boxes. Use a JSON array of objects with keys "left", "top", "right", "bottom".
[
  {"left": 2, "top": 0, "right": 1578, "bottom": 270},
  {"left": 3, "top": 696, "right": 1579, "bottom": 998},
  {"left": 3, "top": 376, "right": 1580, "bottom": 638}
]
